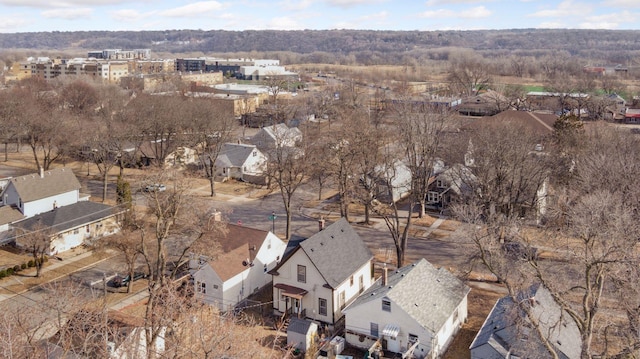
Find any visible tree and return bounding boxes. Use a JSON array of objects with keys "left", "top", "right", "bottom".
[
  {"left": 265, "top": 130, "right": 307, "bottom": 240},
  {"left": 370, "top": 100, "right": 452, "bottom": 267},
  {"left": 452, "top": 125, "right": 640, "bottom": 358},
  {"left": 189, "top": 98, "right": 235, "bottom": 197},
  {"left": 126, "top": 94, "right": 187, "bottom": 168},
  {"left": 16, "top": 222, "right": 52, "bottom": 277},
  {"left": 132, "top": 172, "right": 227, "bottom": 356},
  {"left": 447, "top": 51, "right": 491, "bottom": 96}
]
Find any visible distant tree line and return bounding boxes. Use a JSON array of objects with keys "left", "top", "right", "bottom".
[{"left": 1, "top": 29, "right": 640, "bottom": 67}]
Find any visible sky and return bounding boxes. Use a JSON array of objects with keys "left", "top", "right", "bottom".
[{"left": 0, "top": 0, "right": 638, "bottom": 33}]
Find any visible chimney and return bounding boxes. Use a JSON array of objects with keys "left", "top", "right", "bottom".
[
  {"left": 39, "top": 166, "right": 44, "bottom": 178},
  {"left": 318, "top": 217, "right": 325, "bottom": 232},
  {"left": 382, "top": 263, "right": 388, "bottom": 286}
]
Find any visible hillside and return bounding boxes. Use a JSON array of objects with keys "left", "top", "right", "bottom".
[{"left": 1, "top": 29, "right": 640, "bottom": 65}]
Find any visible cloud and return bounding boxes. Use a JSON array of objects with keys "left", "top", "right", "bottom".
[
  {"left": 0, "top": 15, "right": 31, "bottom": 31},
  {"left": 111, "top": 8, "right": 148, "bottom": 21},
  {"left": 325, "top": 0, "right": 384, "bottom": 8},
  {"left": 425, "top": 0, "right": 490, "bottom": 5},
  {"left": 537, "top": 21, "right": 566, "bottom": 28},
  {"left": 360, "top": 10, "right": 388, "bottom": 21},
  {"left": 601, "top": 0, "right": 640, "bottom": 8},
  {"left": 41, "top": 7, "right": 93, "bottom": 19},
  {"left": 419, "top": 5, "right": 490, "bottom": 19},
  {"left": 278, "top": 0, "right": 315, "bottom": 11},
  {"left": 0, "top": 0, "right": 134, "bottom": 8},
  {"left": 580, "top": 10, "right": 638, "bottom": 28},
  {"left": 528, "top": 0, "right": 592, "bottom": 17},
  {"left": 266, "top": 16, "right": 304, "bottom": 30},
  {"left": 158, "top": 1, "right": 226, "bottom": 17}
]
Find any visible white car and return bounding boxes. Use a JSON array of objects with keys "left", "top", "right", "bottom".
[{"left": 144, "top": 184, "right": 166, "bottom": 192}]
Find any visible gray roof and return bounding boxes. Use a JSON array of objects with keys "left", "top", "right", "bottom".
[
  {"left": 215, "top": 143, "right": 258, "bottom": 168},
  {"left": 0, "top": 206, "right": 24, "bottom": 225},
  {"left": 13, "top": 201, "right": 121, "bottom": 234},
  {"left": 273, "top": 218, "right": 373, "bottom": 289},
  {"left": 344, "top": 258, "right": 470, "bottom": 333},
  {"left": 7, "top": 168, "right": 80, "bottom": 203},
  {"left": 470, "top": 284, "right": 581, "bottom": 359},
  {"left": 287, "top": 317, "right": 317, "bottom": 335}
]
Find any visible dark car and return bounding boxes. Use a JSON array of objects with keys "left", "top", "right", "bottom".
[{"left": 109, "top": 272, "right": 147, "bottom": 288}]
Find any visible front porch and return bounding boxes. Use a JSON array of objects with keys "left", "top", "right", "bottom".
[{"left": 274, "top": 283, "right": 308, "bottom": 319}]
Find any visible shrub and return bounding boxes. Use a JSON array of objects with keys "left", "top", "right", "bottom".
[
  {"left": 0, "top": 270, "right": 6, "bottom": 279},
  {"left": 28, "top": 260, "right": 34, "bottom": 267},
  {"left": 21, "top": 263, "right": 27, "bottom": 270},
  {"left": 6, "top": 268, "right": 14, "bottom": 275},
  {"left": 13, "top": 265, "right": 20, "bottom": 272},
  {"left": 43, "top": 256, "right": 49, "bottom": 262}
]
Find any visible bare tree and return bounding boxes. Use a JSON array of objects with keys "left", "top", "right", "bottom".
[
  {"left": 448, "top": 51, "right": 491, "bottom": 96},
  {"left": 189, "top": 98, "right": 235, "bottom": 197},
  {"left": 265, "top": 129, "right": 307, "bottom": 240},
  {"left": 452, "top": 124, "right": 640, "bottom": 358},
  {"left": 16, "top": 222, "right": 52, "bottom": 277}
]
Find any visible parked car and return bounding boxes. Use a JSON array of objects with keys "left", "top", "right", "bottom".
[
  {"left": 144, "top": 184, "right": 166, "bottom": 192},
  {"left": 109, "top": 272, "right": 148, "bottom": 288}
]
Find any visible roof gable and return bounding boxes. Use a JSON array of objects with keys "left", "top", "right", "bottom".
[
  {"left": 204, "top": 224, "right": 270, "bottom": 281},
  {"left": 217, "top": 143, "right": 259, "bottom": 167},
  {"left": 470, "top": 284, "right": 581, "bottom": 359},
  {"left": 0, "top": 206, "right": 25, "bottom": 225},
  {"left": 8, "top": 168, "right": 80, "bottom": 203},
  {"left": 345, "top": 258, "right": 470, "bottom": 332},
  {"left": 291, "top": 218, "right": 373, "bottom": 289}
]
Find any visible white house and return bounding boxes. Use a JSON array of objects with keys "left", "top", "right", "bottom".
[
  {"left": 13, "top": 201, "right": 122, "bottom": 254},
  {"left": 342, "top": 258, "right": 470, "bottom": 359},
  {"left": 250, "top": 123, "right": 302, "bottom": 151},
  {"left": 370, "top": 160, "right": 412, "bottom": 204},
  {"left": 470, "top": 284, "right": 581, "bottom": 359},
  {"left": 215, "top": 143, "right": 267, "bottom": 183},
  {"left": 189, "top": 223, "right": 287, "bottom": 312},
  {"left": 1, "top": 168, "right": 86, "bottom": 218},
  {"left": 0, "top": 167, "right": 123, "bottom": 253},
  {"left": 270, "top": 218, "right": 374, "bottom": 326}
]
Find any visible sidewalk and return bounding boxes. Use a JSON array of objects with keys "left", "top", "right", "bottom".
[{"left": 0, "top": 248, "right": 114, "bottom": 302}]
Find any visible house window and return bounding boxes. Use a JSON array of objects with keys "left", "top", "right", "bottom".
[
  {"left": 339, "top": 291, "right": 346, "bottom": 310},
  {"left": 436, "top": 179, "right": 445, "bottom": 188},
  {"left": 427, "top": 191, "right": 440, "bottom": 203},
  {"left": 297, "top": 265, "right": 306, "bottom": 283},
  {"left": 359, "top": 275, "right": 364, "bottom": 293},
  {"left": 409, "top": 333, "right": 419, "bottom": 344},
  {"left": 86, "top": 225, "right": 90, "bottom": 233},
  {"left": 382, "top": 299, "right": 391, "bottom": 312},
  {"left": 264, "top": 264, "right": 268, "bottom": 273},
  {"left": 73, "top": 229, "right": 79, "bottom": 235},
  {"left": 350, "top": 275, "right": 354, "bottom": 286},
  {"left": 319, "top": 298, "right": 327, "bottom": 316},
  {"left": 253, "top": 151, "right": 257, "bottom": 157},
  {"left": 213, "top": 284, "right": 219, "bottom": 290},
  {"left": 196, "top": 281, "right": 206, "bottom": 294},
  {"left": 371, "top": 322, "right": 379, "bottom": 337}
]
